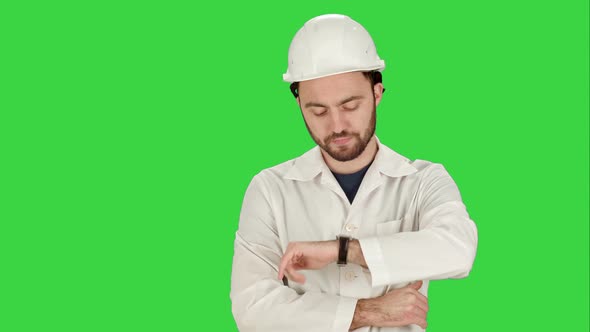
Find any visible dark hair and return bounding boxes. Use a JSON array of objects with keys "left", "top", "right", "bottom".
[{"left": 289, "top": 71, "right": 385, "bottom": 98}]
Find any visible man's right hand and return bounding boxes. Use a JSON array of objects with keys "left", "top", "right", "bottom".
[{"left": 349, "top": 281, "right": 429, "bottom": 331}]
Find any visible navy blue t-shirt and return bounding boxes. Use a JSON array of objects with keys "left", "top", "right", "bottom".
[{"left": 331, "top": 162, "right": 373, "bottom": 203}]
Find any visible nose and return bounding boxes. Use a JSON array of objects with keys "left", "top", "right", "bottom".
[{"left": 329, "top": 109, "right": 348, "bottom": 134}]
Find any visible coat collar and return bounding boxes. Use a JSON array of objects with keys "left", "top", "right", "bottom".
[{"left": 283, "top": 136, "right": 417, "bottom": 181}]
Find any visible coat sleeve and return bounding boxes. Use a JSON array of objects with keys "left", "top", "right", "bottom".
[
  {"left": 230, "top": 174, "right": 358, "bottom": 332},
  {"left": 359, "top": 163, "right": 478, "bottom": 287}
]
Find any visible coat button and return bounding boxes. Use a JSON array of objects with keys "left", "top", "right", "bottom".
[
  {"left": 345, "top": 224, "right": 356, "bottom": 232},
  {"left": 345, "top": 271, "right": 357, "bottom": 281}
]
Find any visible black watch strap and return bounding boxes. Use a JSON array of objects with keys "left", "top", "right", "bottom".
[{"left": 337, "top": 236, "right": 351, "bottom": 266}]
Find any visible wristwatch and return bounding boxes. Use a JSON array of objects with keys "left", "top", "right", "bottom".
[{"left": 337, "top": 235, "right": 351, "bottom": 266}]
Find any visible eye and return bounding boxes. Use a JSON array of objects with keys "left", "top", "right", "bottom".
[
  {"left": 342, "top": 102, "right": 359, "bottom": 111},
  {"left": 311, "top": 108, "right": 327, "bottom": 117}
]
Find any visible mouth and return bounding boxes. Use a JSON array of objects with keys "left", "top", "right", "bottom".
[{"left": 331, "top": 136, "right": 351, "bottom": 146}]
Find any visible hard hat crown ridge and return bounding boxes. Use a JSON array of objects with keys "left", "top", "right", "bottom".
[{"left": 283, "top": 14, "right": 385, "bottom": 83}]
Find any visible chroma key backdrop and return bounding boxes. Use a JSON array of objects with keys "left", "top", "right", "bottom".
[{"left": 0, "top": 1, "right": 588, "bottom": 331}]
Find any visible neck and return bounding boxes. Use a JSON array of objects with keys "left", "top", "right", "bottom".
[{"left": 321, "top": 136, "right": 378, "bottom": 174}]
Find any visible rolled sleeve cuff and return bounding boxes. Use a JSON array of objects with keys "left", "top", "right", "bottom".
[
  {"left": 359, "top": 237, "right": 390, "bottom": 287},
  {"left": 332, "top": 296, "right": 358, "bottom": 332}
]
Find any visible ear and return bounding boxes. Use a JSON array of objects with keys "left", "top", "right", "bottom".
[{"left": 373, "top": 83, "right": 384, "bottom": 107}]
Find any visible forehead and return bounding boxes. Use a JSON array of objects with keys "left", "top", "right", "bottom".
[{"left": 298, "top": 72, "right": 371, "bottom": 102}]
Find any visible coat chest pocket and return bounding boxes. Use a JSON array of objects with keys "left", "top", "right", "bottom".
[{"left": 376, "top": 219, "right": 403, "bottom": 235}]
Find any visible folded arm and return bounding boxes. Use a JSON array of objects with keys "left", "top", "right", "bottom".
[{"left": 278, "top": 164, "right": 478, "bottom": 287}]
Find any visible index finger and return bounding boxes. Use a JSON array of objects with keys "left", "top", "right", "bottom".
[
  {"left": 278, "top": 250, "right": 292, "bottom": 281},
  {"left": 411, "top": 289, "right": 429, "bottom": 312}
]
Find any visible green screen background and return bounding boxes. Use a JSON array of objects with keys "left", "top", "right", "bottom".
[{"left": 1, "top": 1, "right": 588, "bottom": 331}]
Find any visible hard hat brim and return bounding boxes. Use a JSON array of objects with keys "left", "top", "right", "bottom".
[{"left": 283, "top": 62, "right": 385, "bottom": 83}]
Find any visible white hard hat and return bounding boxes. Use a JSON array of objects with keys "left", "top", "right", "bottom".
[{"left": 283, "top": 14, "right": 385, "bottom": 83}]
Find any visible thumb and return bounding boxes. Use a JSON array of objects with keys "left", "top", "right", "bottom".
[{"left": 408, "top": 280, "right": 423, "bottom": 290}]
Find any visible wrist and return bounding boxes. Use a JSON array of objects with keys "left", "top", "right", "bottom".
[
  {"left": 350, "top": 298, "right": 376, "bottom": 330},
  {"left": 347, "top": 239, "right": 367, "bottom": 268},
  {"left": 330, "top": 239, "right": 340, "bottom": 263}
]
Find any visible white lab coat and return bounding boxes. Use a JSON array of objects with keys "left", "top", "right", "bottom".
[{"left": 231, "top": 137, "right": 478, "bottom": 332}]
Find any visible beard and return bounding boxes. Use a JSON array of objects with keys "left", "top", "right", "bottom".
[{"left": 304, "top": 101, "right": 376, "bottom": 162}]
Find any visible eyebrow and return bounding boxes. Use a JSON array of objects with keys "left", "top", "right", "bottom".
[{"left": 303, "top": 95, "right": 364, "bottom": 109}]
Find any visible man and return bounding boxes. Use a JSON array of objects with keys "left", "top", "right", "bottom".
[{"left": 230, "top": 14, "right": 478, "bottom": 332}]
